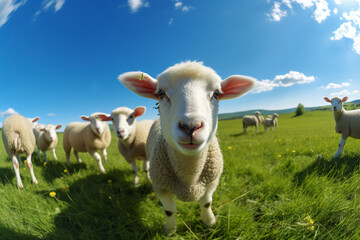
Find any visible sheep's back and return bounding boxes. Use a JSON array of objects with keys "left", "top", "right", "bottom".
[{"left": 2, "top": 115, "right": 35, "bottom": 155}]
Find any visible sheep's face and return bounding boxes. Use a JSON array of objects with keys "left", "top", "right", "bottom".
[
  {"left": 81, "top": 113, "right": 108, "bottom": 135},
  {"left": 119, "top": 61, "right": 256, "bottom": 156},
  {"left": 324, "top": 96, "right": 348, "bottom": 113},
  {"left": 109, "top": 107, "right": 146, "bottom": 140},
  {"left": 40, "top": 124, "right": 61, "bottom": 142}
]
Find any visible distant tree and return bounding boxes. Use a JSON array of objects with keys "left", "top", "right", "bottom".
[{"left": 295, "top": 103, "right": 305, "bottom": 116}]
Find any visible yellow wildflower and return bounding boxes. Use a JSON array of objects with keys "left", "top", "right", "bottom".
[
  {"left": 61, "top": 185, "right": 69, "bottom": 191},
  {"left": 43, "top": 162, "right": 47, "bottom": 166},
  {"left": 228, "top": 146, "right": 233, "bottom": 150},
  {"left": 49, "top": 192, "right": 56, "bottom": 198},
  {"left": 307, "top": 225, "right": 315, "bottom": 231},
  {"left": 277, "top": 154, "right": 282, "bottom": 158},
  {"left": 63, "top": 169, "right": 67, "bottom": 173},
  {"left": 24, "top": 160, "right": 27, "bottom": 164},
  {"left": 292, "top": 150, "right": 296, "bottom": 153},
  {"left": 23, "top": 168, "right": 26, "bottom": 171},
  {"left": 107, "top": 179, "right": 112, "bottom": 183}
]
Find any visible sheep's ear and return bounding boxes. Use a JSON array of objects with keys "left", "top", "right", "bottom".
[
  {"left": 32, "top": 117, "right": 40, "bottom": 123},
  {"left": 81, "top": 115, "right": 90, "bottom": 121},
  {"left": 219, "top": 75, "right": 255, "bottom": 100},
  {"left": 56, "top": 125, "right": 62, "bottom": 130},
  {"left": 118, "top": 72, "right": 158, "bottom": 100},
  {"left": 324, "top": 97, "right": 331, "bottom": 103},
  {"left": 96, "top": 114, "right": 113, "bottom": 121},
  {"left": 342, "top": 96, "right": 348, "bottom": 102},
  {"left": 134, "top": 107, "right": 146, "bottom": 118},
  {"left": 40, "top": 128, "right": 45, "bottom": 131}
]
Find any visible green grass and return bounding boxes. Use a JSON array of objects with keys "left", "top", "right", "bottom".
[{"left": 2, "top": 110, "right": 360, "bottom": 239}]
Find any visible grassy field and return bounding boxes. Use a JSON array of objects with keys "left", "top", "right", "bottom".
[{"left": 1, "top": 110, "right": 360, "bottom": 239}]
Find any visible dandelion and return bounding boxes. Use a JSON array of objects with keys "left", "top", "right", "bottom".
[
  {"left": 43, "top": 162, "right": 47, "bottom": 167},
  {"left": 228, "top": 146, "right": 233, "bottom": 150},
  {"left": 49, "top": 192, "right": 56, "bottom": 198},
  {"left": 23, "top": 168, "right": 26, "bottom": 171},
  {"left": 63, "top": 169, "right": 67, "bottom": 173},
  {"left": 24, "top": 160, "right": 27, "bottom": 164},
  {"left": 277, "top": 154, "right": 282, "bottom": 158},
  {"left": 304, "top": 216, "right": 315, "bottom": 231},
  {"left": 307, "top": 225, "right": 315, "bottom": 231},
  {"left": 292, "top": 150, "right": 296, "bottom": 153},
  {"left": 107, "top": 179, "right": 112, "bottom": 183},
  {"left": 61, "top": 185, "right": 69, "bottom": 191}
]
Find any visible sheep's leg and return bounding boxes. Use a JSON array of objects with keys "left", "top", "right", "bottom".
[
  {"left": 101, "top": 149, "right": 108, "bottom": 164},
  {"left": 12, "top": 154, "right": 23, "bottom": 188},
  {"left": 142, "top": 160, "right": 151, "bottom": 182},
  {"left": 90, "top": 151, "right": 106, "bottom": 174},
  {"left": 26, "top": 154, "right": 38, "bottom": 185},
  {"left": 37, "top": 146, "right": 41, "bottom": 160},
  {"left": 334, "top": 137, "right": 347, "bottom": 158},
  {"left": 43, "top": 150, "right": 48, "bottom": 163},
  {"left": 198, "top": 187, "right": 216, "bottom": 227},
  {"left": 251, "top": 126, "right": 254, "bottom": 132},
  {"left": 52, "top": 149, "right": 58, "bottom": 161},
  {"left": 256, "top": 125, "right": 258, "bottom": 133},
  {"left": 157, "top": 190, "right": 176, "bottom": 235},
  {"left": 74, "top": 150, "right": 82, "bottom": 163},
  {"left": 17, "top": 154, "right": 22, "bottom": 167},
  {"left": 65, "top": 148, "right": 71, "bottom": 165},
  {"left": 131, "top": 161, "right": 139, "bottom": 187}
]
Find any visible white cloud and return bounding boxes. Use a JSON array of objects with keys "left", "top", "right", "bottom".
[
  {"left": 268, "top": 1, "right": 287, "bottom": 21},
  {"left": 331, "top": 8, "right": 360, "bottom": 55},
  {"left": 353, "top": 90, "right": 359, "bottom": 94},
  {"left": 334, "top": 0, "right": 341, "bottom": 5},
  {"left": 313, "top": 0, "right": 330, "bottom": 23},
  {"left": 324, "top": 82, "right": 350, "bottom": 89},
  {"left": 0, "top": 0, "right": 26, "bottom": 28},
  {"left": 168, "top": 17, "right": 173, "bottom": 25},
  {"left": 330, "top": 89, "right": 350, "bottom": 97},
  {"left": 273, "top": 71, "right": 315, "bottom": 86},
  {"left": 1, "top": 108, "right": 19, "bottom": 118},
  {"left": 174, "top": 0, "right": 194, "bottom": 12},
  {"left": 293, "top": 0, "right": 315, "bottom": 9},
  {"left": 47, "top": 113, "right": 56, "bottom": 116},
  {"left": 253, "top": 71, "right": 315, "bottom": 93},
  {"left": 334, "top": 8, "right": 338, "bottom": 15},
  {"left": 128, "top": 0, "right": 149, "bottom": 13},
  {"left": 283, "top": 0, "right": 292, "bottom": 9},
  {"left": 42, "top": 0, "right": 65, "bottom": 12}
]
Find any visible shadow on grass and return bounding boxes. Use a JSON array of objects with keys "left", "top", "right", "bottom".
[
  {"left": 36, "top": 169, "right": 157, "bottom": 240},
  {"left": 230, "top": 132, "right": 265, "bottom": 137},
  {"left": 0, "top": 224, "right": 40, "bottom": 240},
  {"left": 39, "top": 161, "right": 87, "bottom": 183},
  {"left": 0, "top": 167, "right": 16, "bottom": 186},
  {"left": 293, "top": 154, "right": 360, "bottom": 185}
]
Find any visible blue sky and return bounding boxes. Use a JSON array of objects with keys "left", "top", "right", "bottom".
[{"left": 1, "top": 0, "right": 360, "bottom": 129}]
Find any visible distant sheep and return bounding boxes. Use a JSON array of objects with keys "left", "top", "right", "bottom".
[
  {"left": 37, "top": 124, "right": 62, "bottom": 162},
  {"left": 97, "top": 106, "right": 153, "bottom": 187},
  {"left": 264, "top": 113, "right": 279, "bottom": 132},
  {"left": 119, "top": 61, "right": 255, "bottom": 235},
  {"left": 2, "top": 114, "right": 39, "bottom": 188},
  {"left": 63, "top": 112, "right": 111, "bottom": 173},
  {"left": 242, "top": 111, "right": 263, "bottom": 133},
  {"left": 324, "top": 96, "right": 360, "bottom": 158}
]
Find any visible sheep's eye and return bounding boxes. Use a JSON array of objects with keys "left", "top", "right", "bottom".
[
  {"left": 129, "top": 114, "right": 134, "bottom": 119},
  {"left": 158, "top": 89, "right": 166, "bottom": 99},
  {"left": 213, "top": 90, "right": 220, "bottom": 100}
]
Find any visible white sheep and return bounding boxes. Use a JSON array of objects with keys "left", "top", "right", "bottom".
[
  {"left": 324, "top": 96, "right": 360, "bottom": 158},
  {"left": 63, "top": 112, "right": 111, "bottom": 173},
  {"left": 96, "top": 106, "right": 153, "bottom": 187},
  {"left": 33, "top": 123, "right": 45, "bottom": 159},
  {"left": 264, "top": 113, "right": 279, "bottom": 132},
  {"left": 36, "top": 124, "right": 62, "bottom": 162},
  {"left": 242, "top": 111, "right": 263, "bottom": 133},
  {"left": 119, "top": 61, "right": 255, "bottom": 235},
  {"left": 2, "top": 114, "right": 39, "bottom": 188}
]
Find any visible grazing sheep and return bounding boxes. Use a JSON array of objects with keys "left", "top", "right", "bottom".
[
  {"left": 37, "top": 124, "right": 62, "bottom": 162},
  {"left": 63, "top": 112, "right": 111, "bottom": 173},
  {"left": 264, "top": 113, "right": 279, "bottom": 132},
  {"left": 33, "top": 123, "right": 46, "bottom": 159},
  {"left": 324, "top": 96, "right": 360, "bottom": 158},
  {"left": 2, "top": 114, "right": 39, "bottom": 188},
  {"left": 119, "top": 61, "right": 255, "bottom": 234},
  {"left": 242, "top": 111, "right": 263, "bottom": 133},
  {"left": 97, "top": 107, "right": 153, "bottom": 187}
]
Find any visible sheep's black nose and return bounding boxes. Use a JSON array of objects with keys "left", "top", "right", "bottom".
[{"left": 178, "top": 122, "right": 203, "bottom": 136}]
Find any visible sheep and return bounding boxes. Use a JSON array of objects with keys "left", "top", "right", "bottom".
[
  {"left": 33, "top": 123, "right": 46, "bottom": 159},
  {"left": 242, "top": 111, "right": 263, "bottom": 133},
  {"left": 324, "top": 96, "right": 360, "bottom": 158},
  {"left": 264, "top": 113, "right": 279, "bottom": 132},
  {"left": 96, "top": 107, "right": 154, "bottom": 187},
  {"left": 36, "top": 124, "right": 62, "bottom": 162},
  {"left": 63, "top": 112, "right": 111, "bottom": 173},
  {"left": 2, "top": 114, "right": 39, "bottom": 188},
  {"left": 118, "top": 61, "right": 255, "bottom": 235}
]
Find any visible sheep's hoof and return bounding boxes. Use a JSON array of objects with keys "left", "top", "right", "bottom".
[
  {"left": 33, "top": 180, "right": 39, "bottom": 185},
  {"left": 18, "top": 183, "right": 24, "bottom": 189},
  {"left": 201, "top": 216, "right": 216, "bottom": 228},
  {"left": 163, "top": 225, "right": 176, "bottom": 236}
]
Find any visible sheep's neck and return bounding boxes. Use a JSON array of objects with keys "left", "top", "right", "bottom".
[
  {"left": 119, "top": 133, "right": 136, "bottom": 148},
  {"left": 168, "top": 145, "right": 208, "bottom": 185},
  {"left": 333, "top": 108, "right": 345, "bottom": 122}
]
